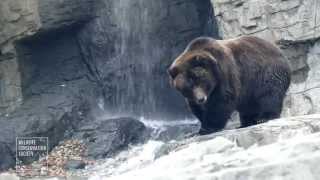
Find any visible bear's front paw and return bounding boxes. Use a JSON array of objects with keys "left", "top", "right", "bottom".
[{"left": 199, "top": 129, "right": 210, "bottom": 135}]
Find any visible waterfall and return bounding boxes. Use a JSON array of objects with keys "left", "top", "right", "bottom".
[
  {"left": 77, "top": 0, "right": 217, "bottom": 119},
  {"left": 111, "top": 0, "right": 161, "bottom": 117}
]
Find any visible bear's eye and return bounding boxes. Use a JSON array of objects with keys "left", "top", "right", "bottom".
[{"left": 192, "top": 67, "right": 207, "bottom": 78}]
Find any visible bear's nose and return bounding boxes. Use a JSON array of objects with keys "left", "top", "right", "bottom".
[{"left": 197, "top": 96, "right": 207, "bottom": 104}]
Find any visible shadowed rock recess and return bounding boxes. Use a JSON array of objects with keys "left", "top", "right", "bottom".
[{"left": 0, "top": 0, "right": 217, "bottom": 170}]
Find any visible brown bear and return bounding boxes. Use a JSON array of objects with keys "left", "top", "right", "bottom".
[{"left": 168, "top": 36, "right": 291, "bottom": 135}]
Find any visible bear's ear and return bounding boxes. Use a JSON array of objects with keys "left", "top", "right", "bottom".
[{"left": 205, "top": 53, "right": 217, "bottom": 64}]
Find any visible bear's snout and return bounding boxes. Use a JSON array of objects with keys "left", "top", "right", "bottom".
[{"left": 193, "top": 87, "right": 207, "bottom": 104}]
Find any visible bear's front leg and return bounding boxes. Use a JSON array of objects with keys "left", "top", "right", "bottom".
[
  {"left": 199, "top": 106, "right": 233, "bottom": 135},
  {"left": 187, "top": 100, "right": 205, "bottom": 120}
]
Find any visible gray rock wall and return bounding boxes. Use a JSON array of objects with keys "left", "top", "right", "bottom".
[
  {"left": 0, "top": 0, "right": 217, "bottom": 120},
  {"left": 211, "top": 0, "right": 320, "bottom": 116},
  {"left": 213, "top": 0, "right": 320, "bottom": 41}
]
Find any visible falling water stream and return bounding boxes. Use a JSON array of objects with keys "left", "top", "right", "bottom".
[{"left": 110, "top": 0, "right": 170, "bottom": 118}]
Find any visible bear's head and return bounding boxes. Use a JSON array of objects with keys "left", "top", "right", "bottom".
[
  {"left": 168, "top": 50, "right": 217, "bottom": 105},
  {"left": 168, "top": 37, "right": 240, "bottom": 105}
]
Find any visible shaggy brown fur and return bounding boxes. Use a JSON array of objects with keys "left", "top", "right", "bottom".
[{"left": 168, "top": 36, "right": 291, "bottom": 135}]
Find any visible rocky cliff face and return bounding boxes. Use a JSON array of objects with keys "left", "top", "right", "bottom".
[
  {"left": 211, "top": 0, "right": 320, "bottom": 117},
  {"left": 0, "top": 0, "right": 217, "bottom": 120}
]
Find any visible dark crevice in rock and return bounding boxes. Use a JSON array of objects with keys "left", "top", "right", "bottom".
[{"left": 291, "top": 86, "right": 320, "bottom": 95}]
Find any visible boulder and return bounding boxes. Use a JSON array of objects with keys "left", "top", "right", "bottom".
[{"left": 72, "top": 117, "right": 148, "bottom": 159}]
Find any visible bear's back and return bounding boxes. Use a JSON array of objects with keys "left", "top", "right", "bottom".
[
  {"left": 221, "top": 36, "right": 288, "bottom": 68},
  {"left": 223, "top": 36, "right": 291, "bottom": 104}
]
